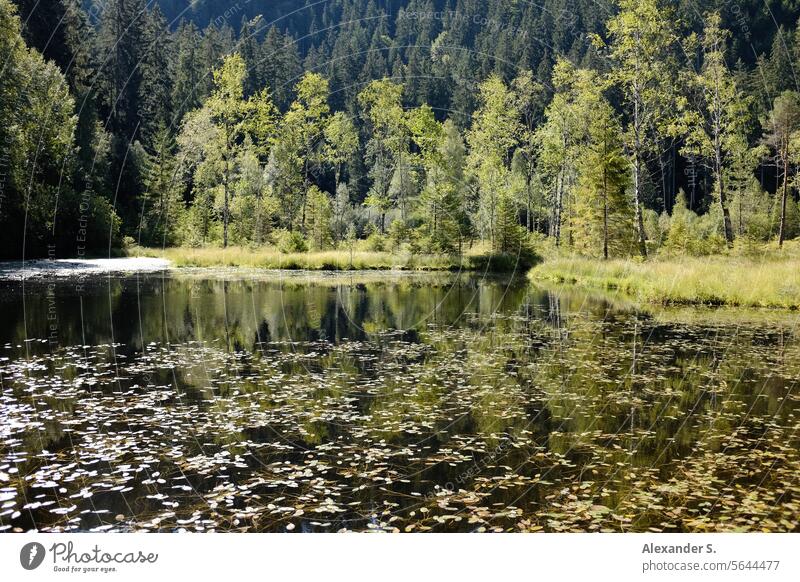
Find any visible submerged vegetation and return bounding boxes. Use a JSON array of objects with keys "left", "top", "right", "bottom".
[
  {"left": 2, "top": 0, "right": 800, "bottom": 538},
  {"left": 0, "top": 274, "right": 797, "bottom": 532}
]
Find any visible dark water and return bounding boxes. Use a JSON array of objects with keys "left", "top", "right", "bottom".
[{"left": 0, "top": 271, "right": 798, "bottom": 532}]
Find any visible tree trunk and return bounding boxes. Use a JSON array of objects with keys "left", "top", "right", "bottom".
[
  {"left": 670, "top": 143, "right": 677, "bottom": 212},
  {"left": 553, "top": 168, "right": 563, "bottom": 246},
  {"left": 222, "top": 127, "right": 232, "bottom": 249},
  {"left": 603, "top": 169, "right": 609, "bottom": 260},
  {"left": 779, "top": 153, "right": 789, "bottom": 247},
  {"left": 526, "top": 183, "right": 532, "bottom": 231},
  {"left": 659, "top": 151, "right": 667, "bottom": 213},
  {"left": 632, "top": 84, "right": 648, "bottom": 259},
  {"left": 223, "top": 183, "right": 229, "bottom": 248},
  {"left": 715, "top": 148, "right": 733, "bottom": 247},
  {"left": 632, "top": 153, "right": 648, "bottom": 258},
  {"left": 738, "top": 194, "right": 743, "bottom": 237},
  {"left": 223, "top": 163, "right": 229, "bottom": 249}
]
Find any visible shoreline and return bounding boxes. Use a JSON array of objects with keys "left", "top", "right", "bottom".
[
  {"left": 129, "top": 245, "right": 538, "bottom": 273},
  {"left": 0, "top": 257, "right": 172, "bottom": 280},
  {"left": 529, "top": 254, "right": 800, "bottom": 310},
  {"left": 0, "top": 256, "right": 531, "bottom": 282}
]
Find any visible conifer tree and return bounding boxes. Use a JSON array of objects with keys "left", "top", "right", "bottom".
[
  {"left": 172, "top": 21, "right": 203, "bottom": 122},
  {"left": 138, "top": 6, "right": 173, "bottom": 148},
  {"left": 573, "top": 100, "right": 632, "bottom": 258}
]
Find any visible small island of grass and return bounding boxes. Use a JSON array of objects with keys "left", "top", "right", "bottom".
[
  {"left": 131, "top": 241, "right": 538, "bottom": 273},
  {"left": 530, "top": 242, "right": 800, "bottom": 309}
]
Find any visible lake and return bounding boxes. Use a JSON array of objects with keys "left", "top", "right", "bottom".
[{"left": 0, "top": 271, "right": 798, "bottom": 532}]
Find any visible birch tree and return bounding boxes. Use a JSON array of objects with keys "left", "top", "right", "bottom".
[
  {"left": 605, "top": 0, "right": 680, "bottom": 257},
  {"left": 681, "top": 13, "right": 750, "bottom": 247}
]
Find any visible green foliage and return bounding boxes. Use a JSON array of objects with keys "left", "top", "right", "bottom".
[
  {"left": 137, "top": 7, "right": 173, "bottom": 147},
  {"left": 387, "top": 219, "right": 412, "bottom": 251},
  {"left": 359, "top": 79, "right": 410, "bottom": 231},
  {"left": 771, "top": 191, "right": 800, "bottom": 240},
  {"left": 413, "top": 119, "right": 470, "bottom": 254},
  {"left": 493, "top": 190, "right": 528, "bottom": 255},
  {"left": 764, "top": 90, "right": 800, "bottom": 245},
  {"left": 730, "top": 177, "right": 773, "bottom": 241},
  {"left": 306, "top": 186, "right": 333, "bottom": 250},
  {"left": 570, "top": 81, "right": 633, "bottom": 258},
  {"left": 663, "top": 192, "right": 726, "bottom": 256},
  {"left": 10, "top": 0, "right": 800, "bottom": 265},
  {"left": 535, "top": 60, "right": 601, "bottom": 246},
  {"left": 605, "top": 0, "right": 681, "bottom": 257},
  {"left": 0, "top": 0, "right": 116, "bottom": 258},
  {"left": 364, "top": 232, "right": 388, "bottom": 252},
  {"left": 229, "top": 142, "right": 278, "bottom": 246},
  {"left": 641, "top": 209, "right": 669, "bottom": 250},
  {"left": 171, "top": 21, "right": 203, "bottom": 121},
  {"left": 323, "top": 111, "right": 359, "bottom": 185},
  {"left": 676, "top": 12, "right": 751, "bottom": 246},
  {"left": 467, "top": 240, "right": 540, "bottom": 272},
  {"left": 467, "top": 75, "right": 521, "bottom": 246},
  {"left": 275, "top": 229, "right": 308, "bottom": 254},
  {"left": 330, "top": 183, "right": 362, "bottom": 243},
  {"left": 86, "top": 194, "right": 123, "bottom": 249},
  {"left": 139, "top": 124, "right": 184, "bottom": 246},
  {"left": 206, "top": 53, "right": 248, "bottom": 248}
]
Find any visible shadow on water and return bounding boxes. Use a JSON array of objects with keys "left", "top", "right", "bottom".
[{"left": 0, "top": 271, "right": 797, "bottom": 532}]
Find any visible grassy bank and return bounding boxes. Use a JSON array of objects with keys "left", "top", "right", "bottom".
[
  {"left": 530, "top": 249, "right": 800, "bottom": 309},
  {"left": 131, "top": 244, "right": 537, "bottom": 272}
]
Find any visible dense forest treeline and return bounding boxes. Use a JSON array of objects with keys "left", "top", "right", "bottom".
[{"left": 4, "top": 0, "right": 800, "bottom": 259}]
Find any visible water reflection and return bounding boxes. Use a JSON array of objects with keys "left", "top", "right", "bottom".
[{"left": 0, "top": 272, "right": 797, "bottom": 532}]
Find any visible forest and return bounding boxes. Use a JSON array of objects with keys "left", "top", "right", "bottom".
[
  {"left": 2, "top": 1, "right": 800, "bottom": 539},
  {"left": 3, "top": 0, "right": 800, "bottom": 267}
]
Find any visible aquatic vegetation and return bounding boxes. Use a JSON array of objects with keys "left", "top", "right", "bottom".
[{"left": 0, "top": 274, "right": 797, "bottom": 532}]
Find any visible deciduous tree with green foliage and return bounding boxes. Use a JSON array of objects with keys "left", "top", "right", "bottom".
[
  {"left": 359, "top": 79, "right": 409, "bottom": 232},
  {"left": 206, "top": 54, "right": 249, "bottom": 248},
  {"left": 467, "top": 75, "right": 521, "bottom": 250},
  {"left": 679, "top": 13, "right": 751, "bottom": 247},
  {"left": 281, "top": 72, "right": 332, "bottom": 231},
  {"left": 763, "top": 90, "right": 800, "bottom": 246},
  {"left": 604, "top": 0, "right": 680, "bottom": 257}
]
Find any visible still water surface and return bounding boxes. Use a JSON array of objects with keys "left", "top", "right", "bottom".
[{"left": 0, "top": 271, "right": 798, "bottom": 532}]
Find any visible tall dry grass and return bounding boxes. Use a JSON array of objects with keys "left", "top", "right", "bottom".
[
  {"left": 530, "top": 244, "right": 800, "bottom": 308},
  {"left": 130, "top": 244, "right": 534, "bottom": 272}
]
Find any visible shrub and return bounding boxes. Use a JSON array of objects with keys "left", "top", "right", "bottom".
[
  {"left": 364, "top": 232, "right": 387, "bottom": 252},
  {"left": 662, "top": 192, "right": 726, "bottom": 256},
  {"left": 87, "top": 193, "right": 122, "bottom": 250},
  {"left": 468, "top": 250, "right": 538, "bottom": 273},
  {"left": 387, "top": 219, "right": 411, "bottom": 250},
  {"left": 275, "top": 229, "right": 308, "bottom": 253},
  {"left": 642, "top": 208, "right": 665, "bottom": 249}
]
